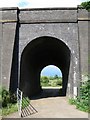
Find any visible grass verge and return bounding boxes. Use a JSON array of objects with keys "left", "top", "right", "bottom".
[{"left": 2, "top": 103, "right": 18, "bottom": 116}]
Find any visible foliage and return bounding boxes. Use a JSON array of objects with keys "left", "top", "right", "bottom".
[
  {"left": 1, "top": 88, "right": 17, "bottom": 107},
  {"left": 2, "top": 103, "right": 18, "bottom": 116},
  {"left": 80, "top": 1, "right": 90, "bottom": 11},
  {"left": 49, "top": 79, "right": 62, "bottom": 87},
  {"left": 22, "top": 97, "right": 30, "bottom": 109},
  {"left": 40, "top": 76, "right": 49, "bottom": 86},
  {"left": 69, "top": 98, "right": 76, "bottom": 105},
  {"left": 49, "top": 76, "right": 62, "bottom": 80},
  {"left": 0, "top": 87, "right": 30, "bottom": 116},
  {"left": 54, "top": 74, "right": 59, "bottom": 79},
  {"left": 40, "top": 76, "right": 62, "bottom": 87},
  {"left": 2, "top": 89, "right": 10, "bottom": 107},
  {"left": 69, "top": 75, "right": 90, "bottom": 112},
  {"left": 0, "top": 87, "right": 18, "bottom": 116},
  {"left": 56, "top": 80, "right": 62, "bottom": 86},
  {"left": 41, "top": 76, "right": 49, "bottom": 83}
]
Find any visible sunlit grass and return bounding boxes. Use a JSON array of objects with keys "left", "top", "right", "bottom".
[{"left": 2, "top": 103, "right": 18, "bottom": 116}]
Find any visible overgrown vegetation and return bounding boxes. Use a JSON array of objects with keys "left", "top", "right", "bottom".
[
  {"left": 69, "top": 75, "right": 90, "bottom": 112},
  {"left": 0, "top": 87, "right": 18, "bottom": 116},
  {"left": 40, "top": 75, "right": 62, "bottom": 87},
  {"left": 22, "top": 97, "right": 30, "bottom": 109},
  {"left": 0, "top": 87, "right": 30, "bottom": 116},
  {"left": 2, "top": 104, "right": 18, "bottom": 116},
  {"left": 80, "top": 1, "right": 90, "bottom": 11},
  {"left": 2, "top": 88, "right": 17, "bottom": 107}
]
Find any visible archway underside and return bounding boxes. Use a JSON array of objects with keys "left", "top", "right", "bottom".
[{"left": 20, "top": 36, "right": 71, "bottom": 98}]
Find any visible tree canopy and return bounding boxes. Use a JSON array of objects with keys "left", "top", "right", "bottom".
[{"left": 80, "top": 1, "right": 90, "bottom": 11}]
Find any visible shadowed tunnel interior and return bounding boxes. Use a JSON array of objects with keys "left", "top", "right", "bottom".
[{"left": 20, "top": 36, "right": 71, "bottom": 98}]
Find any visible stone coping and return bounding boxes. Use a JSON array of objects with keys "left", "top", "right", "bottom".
[{"left": 0, "top": 7, "right": 77, "bottom": 11}]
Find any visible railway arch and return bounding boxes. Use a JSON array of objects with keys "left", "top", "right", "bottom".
[{"left": 0, "top": 7, "right": 89, "bottom": 98}]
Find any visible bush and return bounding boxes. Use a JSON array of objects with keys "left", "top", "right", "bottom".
[
  {"left": 69, "top": 75, "right": 90, "bottom": 112},
  {"left": 40, "top": 76, "right": 62, "bottom": 87},
  {"left": 10, "top": 93, "right": 17, "bottom": 104},
  {"left": 40, "top": 76, "right": 49, "bottom": 86},
  {"left": 50, "top": 81, "right": 57, "bottom": 87},
  {"left": 49, "top": 79, "right": 62, "bottom": 87},
  {"left": 69, "top": 98, "right": 76, "bottom": 105},
  {"left": 2, "top": 89, "right": 10, "bottom": 107},
  {"left": 0, "top": 87, "right": 18, "bottom": 116},
  {"left": 56, "top": 80, "right": 62, "bottom": 86},
  {"left": 40, "top": 76, "right": 49, "bottom": 83},
  {"left": 0, "top": 88, "right": 17, "bottom": 107},
  {"left": 2, "top": 104, "right": 18, "bottom": 116}
]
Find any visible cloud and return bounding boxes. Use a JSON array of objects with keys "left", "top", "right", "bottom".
[
  {"left": 0, "top": 0, "right": 85, "bottom": 8},
  {"left": 19, "top": 0, "right": 86, "bottom": 8},
  {"left": 26, "top": 0, "right": 82, "bottom": 8},
  {"left": 0, "top": 0, "right": 19, "bottom": 7}
]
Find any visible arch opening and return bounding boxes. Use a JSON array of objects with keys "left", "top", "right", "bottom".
[
  {"left": 40, "top": 65, "right": 62, "bottom": 97},
  {"left": 19, "top": 36, "right": 71, "bottom": 98}
]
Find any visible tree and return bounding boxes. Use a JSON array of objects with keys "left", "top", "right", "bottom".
[
  {"left": 80, "top": 1, "right": 90, "bottom": 11},
  {"left": 54, "top": 74, "right": 58, "bottom": 79}
]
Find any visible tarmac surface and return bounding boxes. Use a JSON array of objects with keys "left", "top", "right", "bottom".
[{"left": 2, "top": 87, "right": 88, "bottom": 119}]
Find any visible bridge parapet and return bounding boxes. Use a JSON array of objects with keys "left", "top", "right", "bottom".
[
  {"left": 78, "top": 7, "right": 90, "bottom": 21},
  {"left": 0, "top": 7, "right": 89, "bottom": 23},
  {"left": 0, "top": 7, "right": 18, "bottom": 23},
  {"left": 19, "top": 8, "right": 77, "bottom": 23}
]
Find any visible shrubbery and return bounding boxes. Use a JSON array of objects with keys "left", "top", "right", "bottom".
[
  {"left": 0, "top": 87, "right": 18, "bottom": 116},
  {"left": 69, "top": 75, "right": 90, "bottom": 112},
  {"left": 2, "top": 88, "right": 17, "bottom": 107},
  {"left": 0, "top": 87, "right": 30, "bottom": 116},
  {"left": 40, "top": 75, "right": 62, "bottom": 87}
]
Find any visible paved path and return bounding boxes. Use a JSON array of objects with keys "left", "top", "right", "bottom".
[
  {"left": 29, "top": 97, "right": 88, "bottom": 118},
  {"left": 3, "top": 87, "right": 88, "bottom": 118}
]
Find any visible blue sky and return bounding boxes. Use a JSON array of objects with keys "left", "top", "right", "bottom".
[
  {"left": 0, "top": 0, "right": 86, "bottom": 8},
  {"left": 41, "top": 65, "right": 62, "bottom": 77}
]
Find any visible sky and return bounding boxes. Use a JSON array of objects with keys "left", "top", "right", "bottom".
[
  {"left": 0, "top": 0, "right": 86, "bottom": 8},
  {"left": 41, "top": 65, "right": 62, "bottom": 77}
]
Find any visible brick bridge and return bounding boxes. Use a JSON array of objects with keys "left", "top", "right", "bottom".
[{"left": 0, "top": 7, "right": 89, "bottom": 98}]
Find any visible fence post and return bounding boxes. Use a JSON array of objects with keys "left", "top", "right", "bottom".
[
  {"left": 20, "top": 91, "right": 22, "bottom": 117},
  {"left": 17, "top": 88, "right": 23, "bottom": 117}
]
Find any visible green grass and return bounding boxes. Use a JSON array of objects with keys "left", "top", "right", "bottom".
[
  {"left": 22, "top": 97, "right": 30, "bottom": 109},
  {"left": 69, "top": 98, "right": 76, "bottom": 105},
  {"left": 69, "top": 98, "right": 89, "bottom": 112},
  {"left": 0, "top": 87, "right": 18, "bottom": 116},
  {"left": 0, "top": 87, "right": 31, "bottom": 116},
  {"left": 2, "top": 103, "right": 18, "bottom": 116},
  {"left": 69, "top": 75, "right": 90, "bottom": 113},
  {"left": 2, "top": 97, "right": 30, "bottom": 116}
]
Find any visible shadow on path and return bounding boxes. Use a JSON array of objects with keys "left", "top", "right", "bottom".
[{"left": 30, "top": 87, "right": 65, "bottom": 100}]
